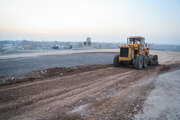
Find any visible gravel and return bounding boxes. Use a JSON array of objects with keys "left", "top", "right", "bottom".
[{"left": 135, "top": 69, "right": 180, "bottom": 120}]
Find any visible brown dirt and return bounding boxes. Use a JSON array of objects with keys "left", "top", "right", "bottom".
[
  {"left": 0, "top": 64, "right": 113, "bottom": 86},
  {"left": 0, "top": 63, "right": 179, "bottom": 120}
]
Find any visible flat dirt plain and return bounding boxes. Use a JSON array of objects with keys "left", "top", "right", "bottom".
[{"left": 0, "top": 50, "right": 180, "bottom": 120}]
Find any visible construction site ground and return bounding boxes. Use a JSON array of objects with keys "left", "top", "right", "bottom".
[{"left": 0, "top": 50, "right": 180, "bottom": 120}]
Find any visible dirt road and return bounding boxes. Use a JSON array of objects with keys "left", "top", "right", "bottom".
[{"left": 0, "top": 63, "right": 179, "bottom": 120}]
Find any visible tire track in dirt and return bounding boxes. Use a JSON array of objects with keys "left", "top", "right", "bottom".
[
  {"left": 0, "top": 70, "right": 134, "bottom": 113},
  {"left": 3, "top": 70, "right": 137, "bottom": 120},
  {"left": 0, "top": 64, "right": 178, "bottom": 120},
  {"left": 0, "top": 67, "right": 121, "bottom": 103},
  {"left": 0, "top": 67, "right": 116, "bottom": 92}
]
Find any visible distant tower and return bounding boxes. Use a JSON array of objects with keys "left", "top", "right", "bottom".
[
  {"left": 84, "top": 37, "right": 92, "bottom": 47},
  {"left": 87, "top": 37, "right": 91, "bottom": 42}
]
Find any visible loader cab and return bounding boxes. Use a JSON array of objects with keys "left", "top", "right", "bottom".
[
  {"left": 127, "top": 36, "right": 145, "bottom": 45},
  {"left": 127, "top": 36, "right": 145, "bottom": 55}
]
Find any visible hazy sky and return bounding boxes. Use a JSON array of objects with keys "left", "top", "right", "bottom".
[{"left": 0, "top": 0, "right": 180, "bottom": 44}]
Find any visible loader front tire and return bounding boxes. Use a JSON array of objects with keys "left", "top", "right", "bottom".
[
  {"left": 113, "top": 55, "right": 120, "bottom": 67},
  {"left": 134, "top": 55, "right": 143, "bottom": 70}
]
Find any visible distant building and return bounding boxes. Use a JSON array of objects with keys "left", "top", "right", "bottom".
[
  {"left": 84, "top": 37, "right": 92, "bottom": 47},
  {"left": 52, "top": 41, "right": 59, "bottom": 50},
  {"left": 22, "top": 40, "right": 36, "bottom": 50},
  {"left": 52, "top": 46, "right": 59, "bottom": 49}
]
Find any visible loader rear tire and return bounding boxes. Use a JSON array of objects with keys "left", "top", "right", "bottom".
[
  {"left": 143, "top": 56, "right": 148, "bottom": 68},
  {"left": 153, "top": 55, "right": 158, "bottom": 65},
  {"left": 134, "top": 55, "right": 143, "bottom": 70},
  {"left": 113, "top": 55, "right": 120, "bottom": 67}
]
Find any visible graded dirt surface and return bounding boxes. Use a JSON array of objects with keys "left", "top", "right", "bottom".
[
  {"left": 0, "top": 53, "right": 115, "bottom": 76},
  {"left": 0, "top": 50, "right": 180, "bottom": 120}
]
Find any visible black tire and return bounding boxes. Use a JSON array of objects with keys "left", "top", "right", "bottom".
[
  {"left": 143, "top": 56, "right": 148, "bottom": 68},
  {"left": 153, "top": 55, "right": 158, "bottom": 65},
  {"left": 113, "top": 55, "right": 120, "bottom": 67},
  {"left": 134, "top": 55, "right": 143, "bottom": 70}
]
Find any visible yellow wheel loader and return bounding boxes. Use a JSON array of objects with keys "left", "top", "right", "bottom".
[{"left": 113, "top": 36, "right": 158, "bottom": 70}]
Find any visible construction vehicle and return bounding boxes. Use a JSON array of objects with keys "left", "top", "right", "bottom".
[{"left": 113, "top": 36, "right": 158, "bottom": 70}]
